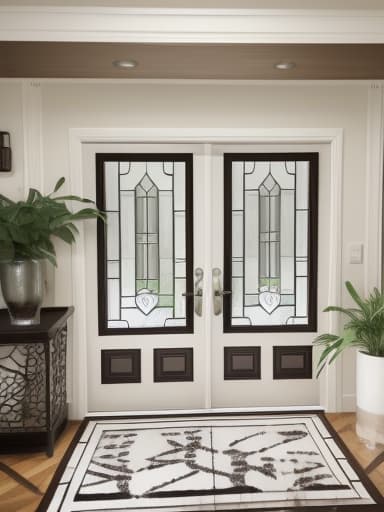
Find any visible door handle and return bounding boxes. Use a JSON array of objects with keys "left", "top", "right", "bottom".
[
  {"left": 212, "top": 267, "right": 231, "bottom": 315},
  {"left": 182, "top": 267, "right": 204, "bottom": 316}
]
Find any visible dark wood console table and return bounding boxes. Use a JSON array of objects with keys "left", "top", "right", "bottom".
[{"left": 0, "top": 307, "right": 74, "bottom": 457}]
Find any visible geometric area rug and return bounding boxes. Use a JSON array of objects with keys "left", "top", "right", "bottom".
[{"left": 37, "top": 412, "right": 384, "bottom": 511}]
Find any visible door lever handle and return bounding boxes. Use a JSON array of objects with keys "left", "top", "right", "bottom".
[
  {"left": 182, "top": 268, "right": 204, "bottom": 316},
  {"left": 212, "top": 267, "right": 230, "bottom": 315}
]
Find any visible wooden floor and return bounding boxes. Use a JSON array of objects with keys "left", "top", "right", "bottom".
[{"left": 0, "top": 413, "right": 384, "bottom": 512}]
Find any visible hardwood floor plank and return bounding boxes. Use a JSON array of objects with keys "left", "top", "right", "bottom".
[
  {"left": 0, "top": 414, "right": 383, "bottom": 511},
  {"left": 0, "top": 422, "right": 80, "bottom": 512}
]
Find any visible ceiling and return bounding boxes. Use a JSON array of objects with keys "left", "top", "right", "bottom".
[
  {"left": 1, "top": 42, "right": 384, "bottom": 80},
  {"left": 1, "top": 0, "right": 384, "bottom": 9}
]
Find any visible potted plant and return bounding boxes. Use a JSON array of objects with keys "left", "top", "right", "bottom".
[
  {"left": 0, "top": 177, "right": 104, "bottom": 325},
  {"left": 314, "top": 281, "right": 384, "bottom": 447}
]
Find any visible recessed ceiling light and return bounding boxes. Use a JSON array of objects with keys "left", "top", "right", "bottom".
[
  {"left": 113, "top": 59, "right": 138, "bottom": 69},
  {"left": 274, "top": 62, "right": 296, "bottom": 70}
]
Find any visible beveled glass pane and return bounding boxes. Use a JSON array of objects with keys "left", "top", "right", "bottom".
[
  {"left": 244, "top": 294, "right": 259, "bottom": 306},
  {"left": 270, "top": 242, "right": 280, "bottom": 279},
  {"left": 174, "top": 162, "right": 185, "bottom": 210},
  {"left": 296, "top": 276, "right": 308, "bottom": 317},
  {"left": 120, "top": 161, "right": 145, "bottom": 189},
  {"left": 296, "top": 210, "right": 308, "bottom": 258},
  {"left": 174, "top": 212, "right": 186, "bottom": 261},
  {"left": 232, "top": 162, "right": 244, "bottom": 210},
  {"left": 107, "top": 279, "right": 120, "bottom": 319},
  {"left": 106, "top": 212, "right": 119, "bottom": 262},
  {"left": 107, "top": 261, "right": 119, "bottom": 279},
  {"left": 270, "top": 161, "right": 295, "bottom": 189},
  {"left": 244, "top": 191, "right": 258, "bottom": 294},
  {"left": 175, "top": 260, "right": 186, "bottom": 278},
  {"left": 175, "top": 278, "right": 186, "bottom": 317},
  {"left": 120, "top": 191, "right": 135, "bottom": 297},
  {"left": 104, "top": 162, "right": 119, "bottom": 211},
  {"left": 245, "top": 161, "right": 269, "bottom": 189},
  {"left": 296, "top": 161, "right": 309, "bottom": 210},
  {"left": 227, "top": 155, "right": 316, "bottom": 329},
  {"left": 232, "top": 212, "right": 243, "bottom": 258},
  {"left": 159, "top": 191, "right": 173, "bottom": 295},
  {"left": 231, "top": 277, "right": 243, "bottom": 317},
  {"left": 147, "top": 161, "right": 173, "bottom": 189},
  {"left": 232, "top": 261, "right": 243, "bottom": 277},
  {"left": 101, "top": 156, "right": 191, "bottom": 331},
  {"left": 296, "top": 260, "right": 307, "bottom": 276}
]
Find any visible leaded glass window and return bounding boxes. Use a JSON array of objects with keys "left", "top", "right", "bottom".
[
  {"left": 96, "top": 154, "right": 193, "bottom": 335},
  {"left": 223, "top": 153, "right": 318, "bottom": 332}
]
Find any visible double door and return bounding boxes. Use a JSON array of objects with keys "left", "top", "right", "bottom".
[{"left": 83, "top": 143, "right": 329, "bottom": 413}]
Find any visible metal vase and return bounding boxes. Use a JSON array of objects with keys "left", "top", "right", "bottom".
[{"left": 0, "top": 259, "right": 44, "bottom": 325}]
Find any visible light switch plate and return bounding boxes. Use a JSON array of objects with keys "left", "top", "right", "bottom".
[{"left": 349, "top": 243, "right": 363, "bottom": 264}]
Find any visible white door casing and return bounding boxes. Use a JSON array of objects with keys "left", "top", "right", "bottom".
[{"left": 68, "top": 127, "right": 343, "bottom": 419}]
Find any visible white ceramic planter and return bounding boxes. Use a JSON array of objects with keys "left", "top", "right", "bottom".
[{"left": 356, "top": 350, "right": 384, "bottom": 448}]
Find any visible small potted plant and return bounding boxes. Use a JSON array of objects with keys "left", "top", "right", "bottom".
[
  {"left": 0, "top": 177, "right": 104, "bottom": 325},
  {"left": 314, "top": 281, "right": 384, "bottom": 447}
]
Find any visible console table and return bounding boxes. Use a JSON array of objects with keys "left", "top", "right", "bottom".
[{"left": 0, "top": 307, "right": 74, "bottom": 457}]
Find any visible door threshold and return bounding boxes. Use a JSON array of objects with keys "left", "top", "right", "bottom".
[{"left": 86, "top": 405, "right": 324, "bottom": 417}]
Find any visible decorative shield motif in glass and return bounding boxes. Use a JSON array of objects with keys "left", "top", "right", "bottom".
[
  {"left": 96, "top": 154, "right": 193, "bottom": 334},
  {"left": 223, "top": 153, "right": 318, "bottom": 332}
]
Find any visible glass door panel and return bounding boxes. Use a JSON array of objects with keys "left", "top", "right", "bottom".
[
  {"left": 223, "top": 153, "right": 318, "bottom": 332},
  {"left": 97, "top": 154, "right": 194, "bottom": 335}
]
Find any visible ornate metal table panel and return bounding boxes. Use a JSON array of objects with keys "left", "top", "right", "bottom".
[{"left": 0, "top": 307, "right": 74, "bottom": 456}]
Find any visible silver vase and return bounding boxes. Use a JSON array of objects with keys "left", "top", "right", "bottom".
[{"left": 0, "top": 259, "right": 44, "bottom": 325}]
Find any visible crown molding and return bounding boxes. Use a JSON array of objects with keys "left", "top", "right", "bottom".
[{"left": 1, "top": 7, "right": 384, "bottom": 43}]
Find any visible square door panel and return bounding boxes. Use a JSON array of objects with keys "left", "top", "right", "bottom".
[
  {"left": 224, "top": 346, "right": 261, "bottom": 380},
  {"left": 154, "top": 348, "right": 193, "bottom": 382},
  {"left": 101, "top": 349, "right": 141, "bottom": 384},
  {"left": 273, "top": 345, "right": 312, "bottom": 379}
]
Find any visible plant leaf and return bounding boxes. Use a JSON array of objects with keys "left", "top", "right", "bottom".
[
  {"left": 26, "top": 188, "right": 37, "bottom": 204},
  {"left": 52, "top": 226, "right": 75, "bottom": 244},
  {"left": 53, "top": 177, "right": 65, "bottom": 193},
  {"left": 53, "top": 195, "right": 94, "bottom": 203},
  {"left": 345, "top": 281, "right": 366, "bottom": 310},
  {"left": 0, "top": 241, "right": 14, "bottom": 262}
]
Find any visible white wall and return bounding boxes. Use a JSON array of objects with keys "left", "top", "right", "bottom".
[
  {"left": 0, "top": 79, "right": 378, "bottom": 411},
  {"left": 0, "top": 82, "right": 25, "bottom": 309}
]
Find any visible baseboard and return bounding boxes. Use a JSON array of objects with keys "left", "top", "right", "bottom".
[
  {"left": 85, "top": 405, "right": 325, "bottom": 418},
  {"left": 342, "top": 393, "right": 356, "bottom": 411}
]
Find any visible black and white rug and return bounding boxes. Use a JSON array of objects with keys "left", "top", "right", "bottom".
[{"left": 38, "top": 412, "right": 383, "bottom": 511}]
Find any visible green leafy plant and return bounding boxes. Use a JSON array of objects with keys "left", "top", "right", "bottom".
[
  {"left": 314, "top": 281, "right": 384, "bottom": 376},
  {"left": 0, "top": 177, "right": 105, "bottom": 266}
]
